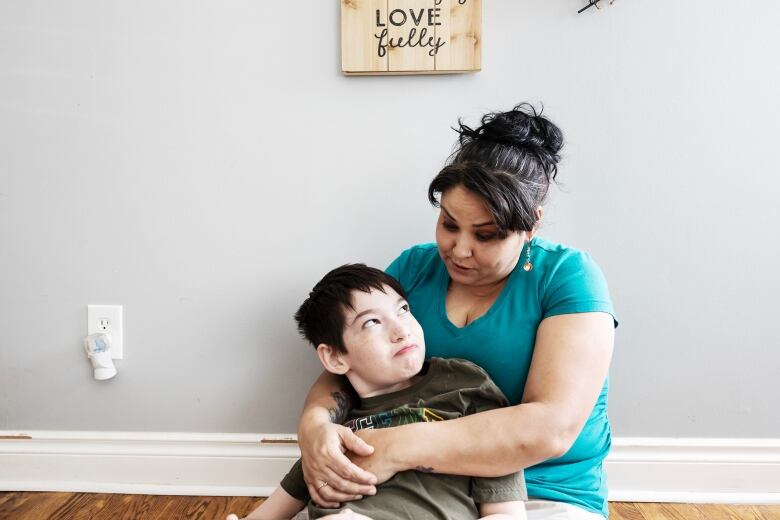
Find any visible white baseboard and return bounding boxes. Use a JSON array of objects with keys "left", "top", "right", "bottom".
[
  {"left": 606, "top": 437, "right": 780, "bottom": 503},
  {"left": 2, "top": 432, "right": 779, "bottom": 503},
  {"left": 0, "top": 431, "right": 298, "bottom": 497}
]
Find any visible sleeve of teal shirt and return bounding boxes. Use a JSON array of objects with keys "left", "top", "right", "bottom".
[
  {"left": 385, "top": 243, "right": 438, "bottom": 290},
  {"left": 540, "top": 249, "right": 618, "bottom": 327},
  {"left": 385, "top": 247, "right": 409, "bottom": 282}
]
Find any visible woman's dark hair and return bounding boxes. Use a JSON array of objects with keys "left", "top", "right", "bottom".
[
  {"left": 294, "top": 264, "right": 407, "bottom": 353},
  {"left": 428, "top": 102, "right": 564, "bottom": 234}
]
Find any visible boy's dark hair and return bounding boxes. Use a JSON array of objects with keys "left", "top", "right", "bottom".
[{"left": 294, "top": 264, "right": 407, "bottom": 353}]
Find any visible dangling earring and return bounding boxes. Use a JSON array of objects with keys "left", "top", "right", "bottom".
[{"left": 523, "top": 240, "right": 533, "bottom": 272}]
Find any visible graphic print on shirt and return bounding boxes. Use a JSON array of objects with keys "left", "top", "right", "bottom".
[{"left": 344, "top": 406, "right": 445, "bottom": 432}]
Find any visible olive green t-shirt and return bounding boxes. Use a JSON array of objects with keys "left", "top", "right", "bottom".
[{"left": 281, "top": 357, "right": 526, "bottom": 520}]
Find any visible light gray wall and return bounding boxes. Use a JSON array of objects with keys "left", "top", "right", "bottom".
[{"left": 1, "top": 0, "right": 779, "bottom": 437}]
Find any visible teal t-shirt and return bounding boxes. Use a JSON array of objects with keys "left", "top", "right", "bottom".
[{"left": 386, "top": 237, "right": 617, "bottom": 518}]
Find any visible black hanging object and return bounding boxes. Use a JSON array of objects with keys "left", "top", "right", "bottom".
[{"left": 578, "top": 0, "right": 600, "bottom": 13}]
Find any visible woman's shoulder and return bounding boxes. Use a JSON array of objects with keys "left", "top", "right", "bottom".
[
  {"left": 385, "top": 243, "right": 441, "bottom": 290},
  {"left": 530, "top": 236, "right": 604, "bottom": 277},
  {"left": 391, "top": 242, "right": 439, "bottom": 264},
  {"left": 531, "top": 236, "right": 590, "bottom": 258},
  {"left": 529, "top": 237, "right": 617, "bottom": 323}
]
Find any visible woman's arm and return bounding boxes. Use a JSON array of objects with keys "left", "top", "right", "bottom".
[
  {"left": 297, "top": 370, "right": 378, "bottom": 507},
  {"left": 350, "top": 312, "right": 615, "bottom": 479}
]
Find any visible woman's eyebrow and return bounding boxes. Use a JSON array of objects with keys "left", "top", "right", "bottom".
[{"left": 441, "top": 205, "right": 494, "bottom": 228}]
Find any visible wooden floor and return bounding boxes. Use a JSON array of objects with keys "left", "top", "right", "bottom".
[{"left": 0, "top": 492, "right": 779, "bottom": 519}]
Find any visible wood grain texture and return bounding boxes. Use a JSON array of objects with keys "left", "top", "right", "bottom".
[
  {"left": 341, "top": 0, "right": 480, "bottom": 74},
  {"left": 387, "top": 0, "right": 435, "bottom": 71},
  {"left": 0, "top": 492, "right": 264, "bottom": 520},
  {"left": 435, "top": 0, "right": 482, "bottom": 71},
  {"left": 2, "top": 494, "right": 780, "bottom": 520},
  {"left": 608, "top": 502, "right": 780, "bottom": 520},
  {"left": 341, "top": 0, "right": 388, "bottom": 73},
  {"left": 610, "top": 502, "right": 648, "bottom": 520}
]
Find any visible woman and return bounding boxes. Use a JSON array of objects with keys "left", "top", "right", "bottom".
[{"left": 297, "top": 103, "right": 617, "bottom": 519}]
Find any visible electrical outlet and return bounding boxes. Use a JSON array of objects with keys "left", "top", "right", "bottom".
[{"left": 87, "top": 305, "right": 123, "bottom": 359}]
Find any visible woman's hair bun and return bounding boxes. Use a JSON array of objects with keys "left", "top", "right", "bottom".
[
  {"left": 433, "top": 103, "right": 565, "bottom": 228},
  {"left": 456, "top": 102, "right": 564, "bottom": 158}
]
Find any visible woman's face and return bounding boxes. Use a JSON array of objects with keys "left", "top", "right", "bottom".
[{"left": 435, "top": 185, "right": 528, "bottom": 287}]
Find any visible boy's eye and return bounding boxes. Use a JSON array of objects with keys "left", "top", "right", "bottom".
[
  {"left": 362, "top": 318, "right": 379, "bottom": 328},
  {"left": 399, "top": 303, "right": 410, "bottom": 315}
]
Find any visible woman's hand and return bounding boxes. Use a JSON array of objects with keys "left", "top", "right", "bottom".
[
  {"left": 346, "top": 428, "right": 403, "bottom": 486},
  {"left": 299, "top": 421, "right": 378, "bottom": 508}
]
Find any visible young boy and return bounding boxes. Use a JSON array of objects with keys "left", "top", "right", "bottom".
[{"left": 228, "top": 264, "right": 527, "bottom": 520}]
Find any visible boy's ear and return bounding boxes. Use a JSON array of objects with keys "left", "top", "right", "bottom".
[{"left": 316, "top": 343, "right": 349, "bottom": 375}]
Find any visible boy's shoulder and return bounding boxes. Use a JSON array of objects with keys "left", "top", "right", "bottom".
[
  {"left": 428, "top": 357, "right": 492, "bottom": 380},
  {"left": 426, "top": 357, "right": 504, "bottom": 400}
]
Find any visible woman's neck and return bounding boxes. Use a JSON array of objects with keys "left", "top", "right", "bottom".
[{"left": 449, "top": 274, "right": 509, "bottom": 299}]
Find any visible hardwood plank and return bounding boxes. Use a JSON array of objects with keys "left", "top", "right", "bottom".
[
  {"left": 756, "top": 505, "right": 780, "bottom": 520},
  {"left": 47, "top": 492, "right": 112, "bottom": 520},
  {"left": 693, "top": 503, "right": 745, "bottom": 519},
  {"left": 636, "top": 503, "right": 709, "bottom": 520},
  {"left": 222, "top": 496, "right": 265, "bottom": 520},
  {"left": 89, "top": 493, "right": 154, "bottom": 520},
  {"left": 669, "top": 503, "right": 707, "bottom": 520},
  {"left": 3, "top": 493, "right": 780, "bottom": 520},
  {"left": 0, "top": 491, "right": 33, "bottom": 518},
  {"left": 140, "top": 494, "right": 185, "bottom": 520},
  {"left": 180, "top": 495, "right": 240, "bottom": 519},
  {"left": 0, "top": 492, "right": 24, "bottom": 512},
  {"left": 0, "top": 491, "right": 72, "bottom": 520},
  {"left": 732, "top": 504, "right": 771, "bottom": 520},
  {"left": 610, "top": 501, "right": 648, "bottom": 520}
]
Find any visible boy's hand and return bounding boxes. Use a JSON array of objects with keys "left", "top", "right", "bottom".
[{"left": 300, "top": 421, "right": 377, "bottom": 508}]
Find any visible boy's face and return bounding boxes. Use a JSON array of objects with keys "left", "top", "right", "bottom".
[{"left": 336, "top": 285, "right": 425, "bottom": 397}]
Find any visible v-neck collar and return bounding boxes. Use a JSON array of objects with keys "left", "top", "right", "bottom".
[{"left": 436, "top": 239, "right": 531, "bottom": 336}]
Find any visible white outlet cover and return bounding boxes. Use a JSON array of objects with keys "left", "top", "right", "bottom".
[{"left": 87, "top": 305, "right": 123, "bottom": 359}]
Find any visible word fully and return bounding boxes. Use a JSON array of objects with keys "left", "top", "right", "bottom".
[{"left": 374, "top": 7, "right": 446, "bottom": 58}]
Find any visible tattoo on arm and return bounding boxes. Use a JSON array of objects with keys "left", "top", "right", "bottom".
[
  {"left": 415, "top": 466, "right": 435, "bottom": 473},
  {"left": 328, "top": 390, "right": 352, "bottom": 424}
]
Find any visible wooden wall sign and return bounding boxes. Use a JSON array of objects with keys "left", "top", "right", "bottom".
[{"left": 341, "top": 0, "right": 482, "bottom": 75}]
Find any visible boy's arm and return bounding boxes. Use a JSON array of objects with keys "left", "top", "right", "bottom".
[
  {"left": 478, "top": 500, "right": 527, "bottom": 520},
  {"left": 471, "top": 459, "right": 527, "bottom": 520},
  {"left": 298, "top": 370, "right": 377, "bottom": 507},
  {"left": 226, "top": 486, "right": 304, "bottom": 520}
]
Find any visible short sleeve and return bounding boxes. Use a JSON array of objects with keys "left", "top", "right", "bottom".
[
  {"left": 540, "top": 249, "right": 618, "bottom": 327},
  {"left": 385, "top": 248, "right": 409, "bottom": 283},
  {"left": 279, "top": 458, "right": 310, "bottom": 503},
  {"left": 471, "top": 471, "right": 527, "bottom": 503},
  {"left": 385, "top": 243, "right": 440, "bottom": 295}
]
